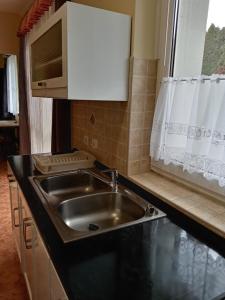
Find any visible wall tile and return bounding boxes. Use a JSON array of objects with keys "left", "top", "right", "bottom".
[
  {"left": 128, "top": 58, "right": 157, "bottom": 175},
  {"left": 71, "top": 100, "right": 130, "bottom": 174},
  {"left": 143, "top": 111, "right": 154, "bottom": 129},
  {"left": 129, "top": 129, "right": 142, "bottom": 146},
  {"left": 146, "top": 78, "right": 156, "bottom": 94},
  {"left": 142, "top": 144, "right": 150, "bottom": 159},
  {"left": 130, "top": 112, "right": 144, "bottom": 129},
  {"left": 145, "top": 95, "right": 155, "bottom": 112},
  {"left": 133, "top": 58, "right": 148, "bottom": 76},
  {"left": 141, "top": 129, "right": 150, "bottom": 145},
  {"left": 140, "top": 158, "right": 151, "bottom": 173},
  {"left": 129, "top": 146, "right": 142, "bottom": 161},
  {"left": 131, "top": 95, "right": 146, "bottom": 112},
  {"left": 128, "top": 161, "right": 139, "bottom": 175},
  {"left": 148, "top": 60, "right": 158, "bottom": 77},
  {"left": 132, "top": 76, "right": 147, "bottom": 95}
]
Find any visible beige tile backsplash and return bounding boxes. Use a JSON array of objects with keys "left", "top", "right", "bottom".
[
  {"left": 128, "top": 58, "right": 157, "bottom": 175},
  {"left": 71, "top": 57, "right": 157, "bottom": 175},
  {"left": 71, "top": 101, "right": 130, "bottom": 174}
]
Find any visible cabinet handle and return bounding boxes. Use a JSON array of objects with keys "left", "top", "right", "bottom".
[
  {"left": 8, "top": 175, "right": 14, "bottom": 181},
  {"left": 13, "top": 207, "right": 19, "bottom": 228},
  {"left": 8, "top": 177, "right": 15, "bottom": 183},
  {"left": 23, "top": 217, "right": 32, "bottom": 249}
]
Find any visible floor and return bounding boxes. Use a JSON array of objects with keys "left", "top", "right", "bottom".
[{"left": 0, "top": 161, "right": 28, "bottom": 300}]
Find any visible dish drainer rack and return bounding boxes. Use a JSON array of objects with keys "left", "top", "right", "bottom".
[{"left": 33, "top": 151, "right": 96, "bottom": 174}]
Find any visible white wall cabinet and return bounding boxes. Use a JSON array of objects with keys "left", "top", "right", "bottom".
[
  {"left": 8, "top": 172, "right": 68, "bottom": 300},
  {"left": 30, "top": 2, "right": 131, "bottom": 101}
]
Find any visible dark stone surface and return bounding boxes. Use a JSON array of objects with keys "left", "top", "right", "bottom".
[{"left": 8, "top": 155, "right": 225, "bottom": 300}]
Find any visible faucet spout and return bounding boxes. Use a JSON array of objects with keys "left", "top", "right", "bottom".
[{"left": 101, "top": 169, "right": 118, "bottom": 192}]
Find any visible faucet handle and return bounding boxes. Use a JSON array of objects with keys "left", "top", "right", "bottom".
[{"left": 101, "top": 168, "right": 118, "bottom": 178}]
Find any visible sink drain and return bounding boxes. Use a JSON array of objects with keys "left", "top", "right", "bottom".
[{"left": 88, "top": 223, "right": 100, "bottom": 231}]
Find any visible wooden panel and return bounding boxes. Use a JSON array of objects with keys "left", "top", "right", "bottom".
[
  {"left": 20, "top": 191, "right": 34, "bottom": 300},
  {"left": 50, "top": 261, "right": 68, "bottom": 300},
  {"left": 8, "top": 175, "right": 21, "bottom": 262},
  {"left": 33, "top": 224, "right": 50, "bottom": 300}
]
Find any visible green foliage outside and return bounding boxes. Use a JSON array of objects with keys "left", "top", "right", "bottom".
[{"left": 202, "top": 24, "right": 225, "bottom": 75}]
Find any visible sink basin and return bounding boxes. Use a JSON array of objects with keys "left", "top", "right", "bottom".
[
  {"left": 34, "top": 170, "right": 111, "bottom": 203},
  {"left": 29, "top": 169, "right": 166, "bottom": 243},
  {"left": 57, "top": 192, "right": 146, "bottom": 232}
]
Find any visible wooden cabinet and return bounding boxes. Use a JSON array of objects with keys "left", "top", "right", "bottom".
[
  {"left": 33, "top": 223, "right": 51, "bottom": 300},
  {"left": 50, "top": 261, "right": 68, "bottom": 300},
  {"left": 20, "top": 190, "right": 34, "bottom": 300},
  {"left": 8, "top": 180, "right": 68, "bottom": 300},
  {"left": 8, "top": 169, "right": 22, "bottom": 262},
  {"left": 30, "top": 2, "right": 131, "bottom": 101}
]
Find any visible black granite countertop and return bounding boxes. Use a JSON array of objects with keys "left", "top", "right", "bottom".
[{"left": 8, "top": 155, "right": 225, "bottom": 300}]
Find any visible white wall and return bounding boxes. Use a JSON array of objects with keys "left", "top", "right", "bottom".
[
  {"left": 173, "top": 0, "right": 209, "bottom": 77},
  {"left": 133, "top": 0, "right": 157, "bottom": 59},
  {"left": 0, "top": 11, "right": 20, "bottom": 55}
]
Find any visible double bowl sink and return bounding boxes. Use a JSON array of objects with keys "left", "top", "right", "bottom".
[{"left": 29, "top": 169, "right": 166, "bottom": 243}]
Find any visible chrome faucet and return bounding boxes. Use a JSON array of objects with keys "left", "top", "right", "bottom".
[{"left": 101, "top": 169, "right": 118, "bottom": 192}]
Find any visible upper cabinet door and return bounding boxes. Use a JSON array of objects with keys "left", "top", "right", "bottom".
[
  {"left": 30, "top": 2, "right": 131, "bottom": 101},
  {"left": 31, "top": 21, "right": 63, "bottom": 84},
  {"left": 30, "top": 6, "right": 67, "bottom": 92}
]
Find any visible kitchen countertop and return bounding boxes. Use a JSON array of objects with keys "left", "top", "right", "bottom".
[
  {"left": 0, "top": 120, "right": 19, "bottom": 127},
  {"left": 8, "top": 155, "right": 225, "bottom": 300}
]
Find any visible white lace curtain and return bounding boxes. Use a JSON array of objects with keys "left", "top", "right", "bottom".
[
  {"left": 150, "top": 76, "right": 225, "bottom": 187},
  {"left": 6, "top": 55, "right": 19, "bottom": 115},
  {"left": 25, "top": 7, "right": 54, "bottom": 154}
]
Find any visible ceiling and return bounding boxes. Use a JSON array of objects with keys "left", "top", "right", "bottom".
[{"left": 0, "top": 0, "right": 34, "bottom": 16}]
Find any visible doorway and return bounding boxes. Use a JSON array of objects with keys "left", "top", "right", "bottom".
[{"left": 0, "top": 53, "right": 19, "bottom": 160}]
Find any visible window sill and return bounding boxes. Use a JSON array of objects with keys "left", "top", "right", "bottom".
[{"left": 129, "top": 171, "right": 225, "bottom": 238}]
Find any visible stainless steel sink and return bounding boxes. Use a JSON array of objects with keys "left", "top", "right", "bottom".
[
  {"left": 29, "top": 169, "right": 166, "bottom": 243},
  {"left": 33, "top": 170, "right": 112, "bottom": 206},
  {"left": 40, "top": 172, "right": 108, "bottom": 197},
  {"left": 57, "top": 192, "right": 147, "bottom": 232}
]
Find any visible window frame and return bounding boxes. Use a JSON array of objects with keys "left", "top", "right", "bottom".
[
  {"left": 154, "top": 0, "right": 177, "bottom": 93},
  {"left": 152, "top": 0, "right": 225, "bottom": 202}
]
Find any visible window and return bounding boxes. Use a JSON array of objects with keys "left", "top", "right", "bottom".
[
  {"left": 171, "top": 0, "right": 225, "bottom": 77},
  {"left": 202, "top": 0, "right": 225, "bottom": 75},
  {"left": 6, "top": 55, "right": 19, "bottom": 115},
  {"left": 152, "top": 0, "right": 225, "bottom": 198}
]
